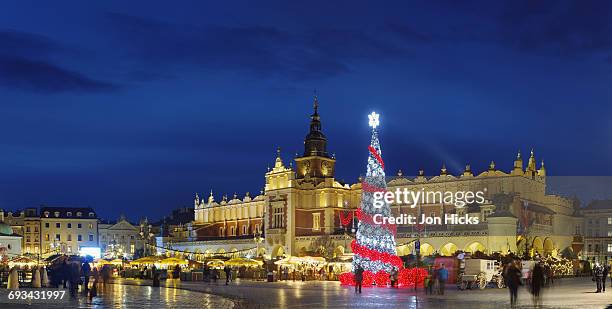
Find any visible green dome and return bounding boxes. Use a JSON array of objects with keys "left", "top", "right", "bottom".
[{"left": 0, "top": 223, "right": 12, "bottom": 235}]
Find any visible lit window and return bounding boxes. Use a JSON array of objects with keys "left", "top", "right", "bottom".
[
  {"left": 312, "top": 213, "right": 321, "bottom": 231},
  {"left": 608, "top": 231, "right": 612, "bottom": 237},
  {"left": 242, "top": 225, "right": 248, "bottom": 235},
  {"left": 88, "top": 223, "right": 93, "bottom": 229},
  {"left": 608, "top": 244, "right": 612, "bottom": 252},
  {"left": 608, "top": 218, "right": 612, "bottom": 225}
]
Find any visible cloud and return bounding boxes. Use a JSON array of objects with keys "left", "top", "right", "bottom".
[
  {"left": 0, "top": 29, "right": 120, "bottom": 93},
  {"left": 0, "top": 29, "right": 61, "bottom": 56},
  {"left": 0, "top": 56, "right": 119, "bottom": 93},
  {"left": 498, "top": 0, "right": 612, "bottom": 54},
  {"left": 104, "top": 12, "right": 410, "bottom": 80}
]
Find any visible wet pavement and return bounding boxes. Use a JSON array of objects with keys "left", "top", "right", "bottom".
[
  {"left": 117, "top": 276, "right": 612, "bottom": 308},
  {"left": 0, "top": 283, "right": 234, "bottom": 308},
  {"left": 2, "top": 277, "right": 612, "bottom": 308}
]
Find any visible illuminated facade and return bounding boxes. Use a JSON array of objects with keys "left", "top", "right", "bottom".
[{"left": 172, "top": 97, "right": 582, "bottom": 260}]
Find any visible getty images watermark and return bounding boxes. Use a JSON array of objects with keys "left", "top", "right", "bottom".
[{"left": 371, "top": 188, "right": 487, "bottom": 225}]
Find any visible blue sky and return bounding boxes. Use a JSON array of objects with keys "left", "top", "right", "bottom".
[{"left": 1, "top": 1, "right": 611, "bottom": 220}]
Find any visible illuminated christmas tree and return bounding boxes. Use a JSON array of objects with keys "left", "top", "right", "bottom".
[{"left": 352, "top": 112, "right": 402, "bottom": 275}]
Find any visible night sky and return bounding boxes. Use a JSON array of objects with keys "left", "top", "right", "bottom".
[{"left": 1, "top": 1, "right": 612, "bottom": 220}]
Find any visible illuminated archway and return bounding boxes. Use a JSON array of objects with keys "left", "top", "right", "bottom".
[
  {"left": 420, "top": 243, "right": 434, "bottom": 257},
  {"left": 333, "top": 246, "right": 345, "bottom": 258},
  {"left": 465, "top": 242, "right": 486, "bottom": 254},
  {"left": 532, "top": 237, "right": 544, "bottom": 255},
  {"left": 440, "top": 243, "right": 458, "bottom": 256},
  {"left": 271, "top": 245, "right": 285, "bottom": 258},
  {"left": 396, "top": 244, "right": 411, "bottom": 256},
  {"left": 543, "top": 238, "right": 554, "bottom": 256}
]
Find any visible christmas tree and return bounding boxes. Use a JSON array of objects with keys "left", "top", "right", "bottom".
[{"left": 352, "top": 112, "right": 402, "bottom": 275}]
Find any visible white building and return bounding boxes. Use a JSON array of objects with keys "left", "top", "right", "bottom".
[
  {"left": 0, "top": 222, "right": 22, "bottom": 261},
  {"left": 40, "top": 207, "right": 99, "bottom": 256}
]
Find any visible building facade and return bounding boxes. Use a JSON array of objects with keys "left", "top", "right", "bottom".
[
  {"left": 0, "top": 222, "right": 22, "bottom": 261},
  {"left": 99, "top": 216, "right": 143, "bottom": 259},
  {"left": 40, "top": 207, "right": 99, "bottom": 256},
  {"left": 0, "top": 208, "right": 40, "bottom": 255},
  {"left": 581, "top": 200, "right": 612, "bottom": 263},
  {"left": 167, "top": 97, "right": 582, "bottom": 261}
]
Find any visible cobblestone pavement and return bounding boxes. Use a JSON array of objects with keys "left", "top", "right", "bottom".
[
  {"left": 0, "top": 283, "right": 235, "bottom": 308},
  {"left": 117, "top": 276, "right": 612, "bottom": 308},
  {"left": 2, "top": 277, "right": 612, "bottom": 308}
]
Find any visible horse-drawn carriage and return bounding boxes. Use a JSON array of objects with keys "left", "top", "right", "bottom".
[{"left": 458, "top": 259, "right": 505, "bottom": 290}]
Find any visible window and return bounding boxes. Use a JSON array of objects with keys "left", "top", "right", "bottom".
[
  {"left": 88, "top": 223, "right": 93, "bottom": 229},
  {"left": 88, "top": 234, "right": 94, "bottom": 241},
  {"left": 608, "top": 218, "right": 612, "bottom": 225},
  {"left": 34, "top": 226, "right": 38, "bottom": 232},
  {"left": 255, "top": 224, "right": 260, "bottom": 233},
  {"left": 76, "top": 212, "right": 82, "bottom": 217},
  {"left": 89, "top": 212, "right": 95, "bottom": 217},
  {"left": 242, "top": 225, "right": 248, "bottom": 235},
  {"left": 67, "top": 212, "right": 72, "bottom": 217},
  {"left": 312, "top": 213, "right": 321, "bottom": 231},
  {"left": 45, "top": 234, "right": 50, "bottom": 241},
  {"left": 130, "top": 244, "right": 135, "bottom": 254},
  {"left": 67, "top": 234, "right": 72, "bottom": 241},
  {"left": 44, "top": 211, "right": 50, "bottom": 217},
  {"left": 45, "top": 223, "right": 50, "bottom": 228},
  {"left": 608, "top": 231, "right": 612, "bottom": 237},
  {"left": 78, "top": 235, "right": 82, "bottom": 241},
  {"left": 272, "top": 205, "right": 285, "bottom": 228},
  {"left": 67, "top": 223, "right": 72, "bottom": 228},
  {"left": 26, "top": 226, "right": 30, "bottom": 233},
  {"left": 78, "top": 223, "right": 82, "bottom": 228},
  {"left": 55, "top": 234, "right": 61, "bottom": 241},
  {"left": 608, "top": 244, "right": 612, "bottom": 252},
  {"left": 230, "top": 226, "right": 236, "bottom": 236},
  {"left": 54, "top": 212, "right": 60, "bottom": 217},
  {"left": 56, "top": 223, "right": 60, "bottom": 228},
  {"left": 130, "top": 235, "right": 134, "bottom": 240},
  {"left": 219, "top": 227, "right": 225, "bottom": 237}
]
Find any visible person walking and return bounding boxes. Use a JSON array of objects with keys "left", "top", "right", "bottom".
[
  {"left": 354, "top": 264, "right": 364, "bottom": 294},
  {"left": 594, "top": 262, "right": 604, "bottom": 293},
  {"left": 603, "top": 263, "right": 610, "bottom": 292},
  {"left": 437, "top": 264, "right": 449, "bottom": 295},
  {"left": 504, "top": 260, "right": 522, "bottom": 308},
  {"left": 224, "top": 266, "right": 231, "bottom": 285},
  {"left": 530, "top": 262, "right": 545, "bottom": 307},
  {"left": 424, "top": 268, "right": 432, "bottom": 295},
  {"left": 82, "top": 260, "right": 91, "bottom": 292},
  {"left": 389, "top": 268, "right": 398, "bottom": 288}
]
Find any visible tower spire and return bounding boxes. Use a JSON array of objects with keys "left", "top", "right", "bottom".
[
  {"left": 302, "top": 94, "right": 329, "bottom": 157},
  {"left": 313, "top": 91, "right": 319, "bottom": 115}
]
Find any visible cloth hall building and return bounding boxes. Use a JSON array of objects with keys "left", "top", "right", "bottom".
[{"left": 168, "top": 97, "right": 583, "bottom": 261}]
